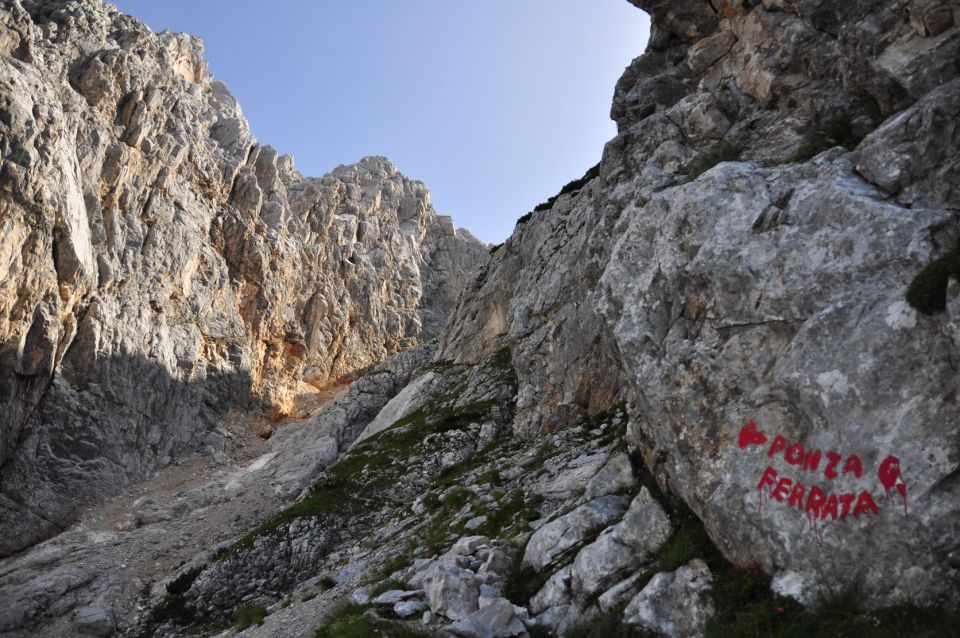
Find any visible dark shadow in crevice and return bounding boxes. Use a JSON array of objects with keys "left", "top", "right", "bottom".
[{"left": 0, "top": 344, "right": 254, "bottom": 558}]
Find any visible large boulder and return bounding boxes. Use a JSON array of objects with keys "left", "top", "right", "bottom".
[
  {"left": 624, "top": 560, "right": 715, "bottom": 638},
  {"left": 425, "top": 564, "right": 480, "bottom": 621},
  {"left": 600, "top": 156, "right": 960, "bottom": 605},
  {"left": 570, "top": 488, "right": 672, "bottom": 599},
  {"left": 522, "top": 495, "right": 628, "bottom": 572},
  {"left": 442, "top": 598, "right": 527, "bottom": 638}
]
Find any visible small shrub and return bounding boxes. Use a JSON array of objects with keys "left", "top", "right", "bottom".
[
  {"left": 527, "top": 625, "right": 554, "bottom": 638},
  {"left": 503, "top": 560, "right": 552, "bottom": 607},
  {"left": 150, "top": 593, "right": 196, "bottom": 626},
  {"left": 822, "top": 113, "right": 863, "bottom": 149},
  {"left": 789, "top": 139, "right": 831, "bottom": 163},
  {"left": 790, "top": 111, "right": 871, "bottom": 163},
  {"left": 233, "top": 605, "right": 268, "bottom": 630},
  {"left": 441, "top": 487, "right": 473, "bottom": 510},
  {"left": 421, "top": 491, "right": 440, "bottom": 511},
  {"left": 686, "top": 142, "right": 743, "bottom": 181},
  {"left": 479, "top": 469, "right": 502, "bottom": 485},
  {"left": 150, "top": 567, "right": 202, "bottom": 626},
  {"left": 165, "top": 567, "right": 201, "bottom": 596},
  {"left": 906, "top": 240, "right": 960, "bottom": 315},
  {"left": 318, "top": 575, "right": 338, "bottom": 591},
  {"left": 523, "top": 161, "right": 602, "bottom": 221}
]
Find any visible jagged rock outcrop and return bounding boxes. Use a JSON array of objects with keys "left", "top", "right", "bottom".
[
  {"left": 0, "top": 0, "right": 486, "bottom": 556},
  {"left": 442, "top": 0, "right": 960, "bottom": 609},
  {"left": 3, "top": 0, "right": 960, "bottom": 636}
]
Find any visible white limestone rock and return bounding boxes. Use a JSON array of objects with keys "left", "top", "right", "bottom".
[
  {"left": 522, "top": 495, "right": 628, "bottom": 572},
  {"left": 624, "top": 560, "right": 715, "bottom": 638},
  {"left": 570, "top": 488, "right": 672, "bottom": 600}
]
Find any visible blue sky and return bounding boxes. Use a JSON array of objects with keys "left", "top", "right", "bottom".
[{"left": 112, "top": 1, "right": 649, "bottom": 243}]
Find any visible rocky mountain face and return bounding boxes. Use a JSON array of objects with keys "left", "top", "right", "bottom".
[
  {"left": 0, "top": 0, "right": 486, "bottom": 558},
  {"left": 2, "top": 1, "right": 960, "bottom": 638},
  {"left": 444, "top": 0, "right": 960, "bottom": 609}
]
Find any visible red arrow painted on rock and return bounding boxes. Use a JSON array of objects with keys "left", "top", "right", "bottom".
[{"left": 739, "top": 419, "right": 768, "bottom": 449}]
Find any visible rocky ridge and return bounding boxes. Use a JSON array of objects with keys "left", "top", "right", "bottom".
[
  {"left": 2, "top": 0, "right": 960, "bottom": 637},
  {"left": 0, "top": 0, "right": 486, "bottom": 557},
  {"left": 442, "top": 0, "right": 960, "bottom": 609}
]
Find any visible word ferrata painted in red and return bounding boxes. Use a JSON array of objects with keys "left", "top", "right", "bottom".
[{"left": 738, "top": 420, "right": 908, "bottom": 542}]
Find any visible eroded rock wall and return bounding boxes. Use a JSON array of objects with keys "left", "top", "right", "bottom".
[
  {"left": 0, "top": 0, "right": 485, "bottom": 556},
  {"left": 442, "top": 0, "right": 960, "bottom": 606}
]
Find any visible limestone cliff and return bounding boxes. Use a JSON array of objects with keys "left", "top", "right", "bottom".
[
  {"left": 442, "top": 0, "right": 960, "bottom": 608},
  {"left": 0, "top": 0, "right": 486, "bottom": 557},
  {"left": 2, "top": 0, "right": 960, "bottom": 637}
]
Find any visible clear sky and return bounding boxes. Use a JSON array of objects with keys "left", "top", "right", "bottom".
[{"left": 111, "top": 1, "right": 649, "bottom": 243}]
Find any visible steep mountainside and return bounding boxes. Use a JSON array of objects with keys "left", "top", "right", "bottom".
[
  {"left": 0, "top": 0, "right": 486, "bottom": 557},
  {"left": 1, "top": 1, "right": 960, "bottom": 638},
  {"left": 443, "top": 0, "right": 960, "bottom": 608}
]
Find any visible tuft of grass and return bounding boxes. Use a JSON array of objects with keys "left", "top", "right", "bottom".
[
  {"left": 313, "top": 603, "right": 430, "bottom": 638},
  {"left": 441, "top": 486, "right": 474, "bottom": 510},
  {"left": 687, "top": 142, "right": 743, "bottom": 181},
  {"left": 907, "top": 239, "right": 960, "bottom": 315},
  {"left": 502, "top": 560, "right": 553, "bottom": 607},
  {"left": 368, "top": 579, "right": 410, "bottom": 599},
  {"left": 531, "top": 440, "right": 557, "bottom": 472},
  {"left": 233, "top": 605, "right": 268, "bottom": 631},
  {"left": 424, "top": 359, "right": 457, "bottom": 374},
  {"left": 476, "top": 491, "right": 543, "bottom": 538},
  {"left": 789, "top": 139, "right": 831, "bottom": 164},
  {"left": 374, "top": 555, "right": 413, "bottom": 582},
  {"left": 789, "top": 112, "right": 870, "bottom": 162},
  {"left": 822, "top": 113, "right": 863, "bottom": 149},
  {"left": 421, "top": 491, "right": 440, "bottom": 511},
  {"left": 564, "top": 609, "right": 656, "bottom": 637},
  {"left": 318, "top": 575, "right": 338, "bottom": 591},
  {"left": 707, "top": 581, "right": 960, "bottom": 638}
]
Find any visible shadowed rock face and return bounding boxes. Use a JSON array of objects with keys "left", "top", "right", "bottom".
[
  {"left": 0, "top": 0, "right": 486, "bottom": 556},
  {"left": 441, "top": 0, "right": 960, "bottom": 606}
]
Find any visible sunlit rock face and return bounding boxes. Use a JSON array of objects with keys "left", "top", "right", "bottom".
[
  {"left": 441, "top": 0, "right": 960, "bottom": 606},
  {"left": 0, "top": 0, "right": 485, "bottom": 556},
  {"left": 1, "top": 1, "right": 959, "bottom": 635}
]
